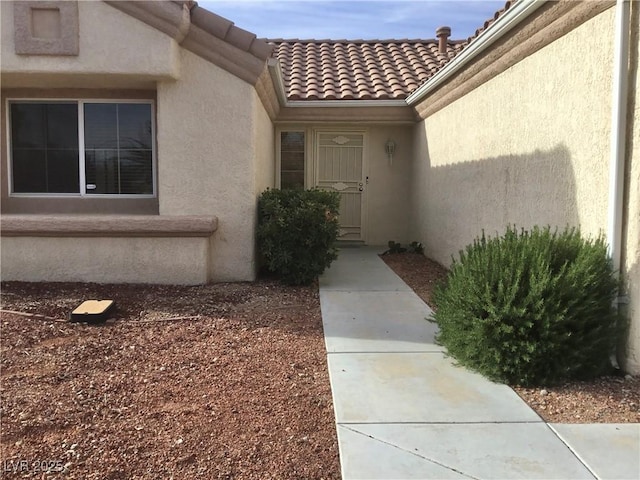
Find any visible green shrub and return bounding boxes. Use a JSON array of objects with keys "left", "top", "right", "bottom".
[
  {"left": 433, "top": 226, "right": 619, "bottom": 386},
  {"left": 384, "top": 241, "right": 407, "bottom": 254},
  {"left": 257, "top": 188, "right": 340, "bottom": 285},
  {"left": 382, "top": 241, "right": 424, "bottom": 255},
  {"left": 409, "top": 241, "right": 424, "bottom": 255}
]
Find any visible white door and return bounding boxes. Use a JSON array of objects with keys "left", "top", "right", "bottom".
[{"left": 316, "top": 133, "right": 365, "bottom": 241}]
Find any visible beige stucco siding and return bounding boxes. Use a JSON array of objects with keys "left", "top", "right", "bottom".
[
  {"left": 622, "top": 3, "right": 640, "bottom": 373},
  {"left": 252, "top": 89, "right": 275, "bottom": 271},
  {"left": 411, "top": 7, "right": 615, "bottom": 262},
  {"left": 411, "top": 5, "right": 640, "bottom": 373},
  {"left": 365, "top": 125, "right": 413, "bottom": 245},
  {"left": 1, "top": 0, "right": 179, "bottom": 88},
  {"left": 625, "top": 108, "right": 640, "bottom": 372},
  {"left": 253, "top": 90, "right": 275, "bottom": 196},
  {"left": 1, "top": 236, "right": 210, "bottom": 284},
  {"left": 1, "top": 1, "right": 275, "bottom": 285},
  {"left": 157, "top": 49, "right": 259, "bottom": 281}
]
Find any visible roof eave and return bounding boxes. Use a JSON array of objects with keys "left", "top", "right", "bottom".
[
  {"left": 285, "top": 100, "right": 409, "bottom": 108},
  {"left": 267, "top": 58, "right": 288, "bottom": 106},
  {"left": 104, "top": 0, "right": 274, "bottom": 85},
  {"left": 406, "top": 0, "right": 546, "bottom": 106}
]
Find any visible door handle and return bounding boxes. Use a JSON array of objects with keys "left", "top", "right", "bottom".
[{"left": 358, "top": 182, "right": 363, "bottom": 192}]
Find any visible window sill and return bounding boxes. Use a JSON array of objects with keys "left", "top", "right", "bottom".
[{"left": 0, "top": 215, "right": 217, "bottom": 238}]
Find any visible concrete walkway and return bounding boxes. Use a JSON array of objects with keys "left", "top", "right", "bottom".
[{"left": 319, "top": 247, "right": 640, "bottom": 480}]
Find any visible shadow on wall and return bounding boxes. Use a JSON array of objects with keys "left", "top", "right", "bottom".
[
  {"left": 417, "top": 143, "right": 580, "bottom": 266},
  {"left": 619, "top": 0, "right": 640, "bottom": 373},
  {"left": 619, "top": 260, "right": 639, "bottom": 372}
]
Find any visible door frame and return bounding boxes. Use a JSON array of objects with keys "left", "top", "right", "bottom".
[{"left": 313, "top": 128, "right": 368, "bottom": 243}]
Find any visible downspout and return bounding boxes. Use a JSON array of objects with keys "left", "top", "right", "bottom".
[
  {"left": 267, "top": 57, "right": 288, "bottom": 107},
  {"left": 607, "top": 0, "right": 631, "bottom": 368},
  {"left": 607, "top": 0, "right": 630, "bottom": 289}
]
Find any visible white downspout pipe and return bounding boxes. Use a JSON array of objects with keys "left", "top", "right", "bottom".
[
  {"left": 608, "top": 0, "right": 631, "bottom": 369},
  {"left": 607, "top": 0, "right": 630, "bottom": 287}
]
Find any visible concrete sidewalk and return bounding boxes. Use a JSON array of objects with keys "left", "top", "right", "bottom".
[{"left": 319, "top": 247, "right": 640, "bottom": 480}]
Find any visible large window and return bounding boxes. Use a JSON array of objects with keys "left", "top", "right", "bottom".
[
  {"left": 10, "top": 102, "right": 79, "bottom": 193},
  {"left": 9, "top": 100, "right": 155, "bottom": 196}
]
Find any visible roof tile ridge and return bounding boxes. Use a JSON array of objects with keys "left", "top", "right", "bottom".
[
  {"left": 189, "top": 4, "right": 274, "bottom": 59},
  {"left": 406, "top": 0, "right": 516, "bottom": 96}
]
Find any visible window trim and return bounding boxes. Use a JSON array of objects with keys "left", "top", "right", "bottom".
[
  {"left": 6, "top": 98, "right": 157, "bottom": 198},
  {"left": 276, "top": 127, "right": 307, "bottom": 189}
]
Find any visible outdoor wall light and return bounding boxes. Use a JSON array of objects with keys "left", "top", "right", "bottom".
[{"left": 385, "top": 139, "right": 396, "bottom": 165}]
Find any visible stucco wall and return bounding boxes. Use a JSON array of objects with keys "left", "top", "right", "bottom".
[
  {"left": 253, "top": 90, "right": 275, "bottom": 196},
  {"left": 411, "top": 7, "right": 614, "bottom": 262},
  {"left": 1, "top": 236, "right": 210, "bottom": 284},
  {"left": 365, "top": 125, "right": 413, "bottom": 245},
  {"left": 1, "top": 2, "right": 275, "bottom": 284},
  {"left": 157, "top": 49, "right": 259, "bottom": 281},
  {"left": 252, "top": 89, "right": 275, "bottom": 271},
  {"left": 411, "top": 5, "right": 640, "bottom": 373},
  {"left": 621, "top": 1, "right": 640, "bottom": 373},
  {"left": 625, "top": 100, "right": 640, "bottom": 372},
  {"left": 0, "top": 0, "right": 179, "bottom": 88}
]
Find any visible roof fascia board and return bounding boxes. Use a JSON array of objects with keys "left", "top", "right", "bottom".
[
  {"left": 255, "top": 65, "right": 281, "bottom": 120},
  {"left": 276, "top": 105, "right": 416, "bottom": 124},
  {"left": 267, "top": 58, "right": 288, "bottom": 106},
  {"left": 181, "top": 24, "right": 266, "bottom": 84},
  {"left": 412, "top": 0, "right": 612, "bottom": 120},
  {"left": 406, "top": 0, "right": 545, "bottom": 105},
  {"left": 285, "top": 100, "right": 408, "bottom": 108}
]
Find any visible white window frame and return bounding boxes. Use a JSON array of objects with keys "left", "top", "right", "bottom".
[
  {"left": 276, "top": 127, "right": 308, "bottom": 189},
  {"left": 6, "top": 98, "right": 157, "bottom": 198}
]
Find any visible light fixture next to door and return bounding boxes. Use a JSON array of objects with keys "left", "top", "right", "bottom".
[{"left": 385, "top": 139, "right": 396, "bottom": 165}]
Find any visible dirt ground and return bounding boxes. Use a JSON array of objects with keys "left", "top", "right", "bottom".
[
  {"left": 0, "top": 281, "right": 340, "bottom": 479},
  {"left": 380, "top": 252, "right": 640, "bottom": 424},
  {"left": 1, "top": 252, "right": 638, "bottom": 480}
]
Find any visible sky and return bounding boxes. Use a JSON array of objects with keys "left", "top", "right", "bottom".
[{"left": 198, "top": 0, "right": 507, "bottom": 41}]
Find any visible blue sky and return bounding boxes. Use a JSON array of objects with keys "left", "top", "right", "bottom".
[{"left": 198, "top": 0, "right": 506, "bottom": 40}]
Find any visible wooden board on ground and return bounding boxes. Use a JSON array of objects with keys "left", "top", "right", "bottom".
[{"left": 70, "top": 300, "right": 115, "bottom": 323}]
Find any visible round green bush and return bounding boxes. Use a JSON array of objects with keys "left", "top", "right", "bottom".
[
  {"left": 257, "top": 188, "right": 340, "bottom": 285},
  {"left": 433, "top": 226, "right": 619, "bottom": 386}
]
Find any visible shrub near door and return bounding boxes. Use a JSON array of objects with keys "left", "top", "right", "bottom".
[
  {"left": 433, "top": 226, "right": 620, "bottom": 387},
  {"left": 257, "top": 188, "right": 340, "bottom": 285}
]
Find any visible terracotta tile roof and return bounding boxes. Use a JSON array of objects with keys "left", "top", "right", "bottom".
[
  {"left": 270, "top": 39, "right": 465, "bottom": 101},
  {"left": 421, "top": 1, "right": 516, "bottom": 80},
  {"left": 186, "top": 2, "right": 274, "bottom": 60},
  {"left": 465, "top": 0, "right": 516, "bottom": 45},
  {"left": 269, "top": 1, "right": 517, "bottom": 102}
]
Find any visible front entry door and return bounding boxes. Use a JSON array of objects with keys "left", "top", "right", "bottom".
[{"left": 316, "top": 132, "right": 365, "bottom": 241}]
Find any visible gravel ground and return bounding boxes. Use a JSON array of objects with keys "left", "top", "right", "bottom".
[
  {"left": 2, "top": 251, "right": 637, "bottom": 480},
  {"left": 380, "top": 252, "right": 640, "bottom": 424},
  {"left": 0, "top": 281, "right": 340, "bottom": 479}
]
